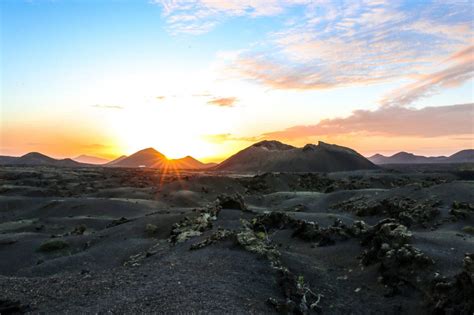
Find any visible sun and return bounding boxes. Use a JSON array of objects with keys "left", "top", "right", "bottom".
[{"left": 106, "top": 102, "right": 223, "bottom": 160}]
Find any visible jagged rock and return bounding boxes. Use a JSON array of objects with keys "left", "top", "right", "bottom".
[
  {"left": 295, "top": 173, "right": 335, "bottom": 192},
  {"left": 427, "top": 253, "right": 474, "bottom": 314},
  {"left": 269, "top": 269, "right": 323, "bottom": 315},
  {"left": 360, "top": 219, "right": 433, "bottom": 290},
  {"left": 239, "top": 173, "right": 273, "bottom": 194},
  {"left": 236, "top": 221, "right": 280, "bottom": 262},
  {"left": 190, "top": 229, "right": 234, "bottom": 250},
  {"left": 450, "top": 201, "right": 474, "bottom": 220},
  {"left": 106, "top": 217, "right": 130, "bottom": 228},
  {"left": 169, "top": 204, "right": 221, "bottom": 243},
  {"left": 217, "top": 193, "right": 247, "bottom": 211},
  {"left": 71, "top": 224, "right": 86, "bottom": 235},
  {"left": 251, "top": 212, "right": 364, "bottom": 247},
  {"left": 334, "top": 197, "right": 441, "bottom": 227},
  {"left": 251, "top": 212, "right": 296, "bottom": 231}
]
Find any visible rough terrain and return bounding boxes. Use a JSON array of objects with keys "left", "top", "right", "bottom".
[{"left": 0, "top": 164, "right": 473, "bottom": 314}]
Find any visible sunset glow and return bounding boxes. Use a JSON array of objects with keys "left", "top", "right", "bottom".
[{"left": 1, "top": 0, "right": 473, "bottom": 161}]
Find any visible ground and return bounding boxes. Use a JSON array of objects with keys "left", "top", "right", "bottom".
[{"left": 0, "top": 165, "right": 473, "bottom": 314}]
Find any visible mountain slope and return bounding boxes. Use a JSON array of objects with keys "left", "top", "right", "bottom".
[
  {"left": 369, "top": 149, "right": 473, "bottom": 164},
  {"left": 171, "top": 156, "right": 216, "bottom": 170},
  {"left": 0, "top": 152, "right": 87, "bottom": 167},
  {"left": 105, "top": 155, "right": 128, "bottom": 166},
  {"left": 107, "top": 148, "right": 211, "bottom": 169},
  {"left": 447, "top": 149, "right": 474, "bottom": 163},
  {"left": 214, "top": 140, "right": 376, "bottom": 172},
  {"left": 73, "top": 155, "right": 110, "bottom": 165},
  {"left": 108, "top": 148, "right": 167, "bottom": 168}
]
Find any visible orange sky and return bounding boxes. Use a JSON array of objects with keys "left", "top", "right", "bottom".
[{"left": 1, "top": 1, "right": 473, "bottom": 162}]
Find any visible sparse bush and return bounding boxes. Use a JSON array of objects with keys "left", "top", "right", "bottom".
[
  {"left": 72, "top": 224, "right": 86, "bottom": 235},
  {"left": 38, "top": 239, "right": 69, "bottom": 252},
  {"left": 145, "top": 224, "right": 159, "bottom": 237},
  {"left": 462, "top": 226, "right": 474, "bottom": 235}
]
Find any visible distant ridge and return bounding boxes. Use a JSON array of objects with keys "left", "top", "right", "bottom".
[
  {"left": 213, "top": 140, "right": 377, "bottom": 172},
  {"left": 73, "top": 154, "right": 110, "bottom": 165},
  {"left": 0, "top": 152, "right": 88, "bottom": 167},
  {"left": 368, "top": 149, "right": 474, "bottom": 164},
  {"left": 4, "top": 146, "right": 470, "bottom": 169},
  {"left": 108, "top": 148, "right": 166, "bottom": 168},
  {"left": 107, "top": 148, "right": 213, "bottom": 169}
]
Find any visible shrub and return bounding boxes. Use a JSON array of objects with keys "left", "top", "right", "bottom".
[
  {"left": 145, "top": 224, "right": 159, "bottom": 237},
  {"left": 38, "top": 239, "right": 69, "bottom": 252}
]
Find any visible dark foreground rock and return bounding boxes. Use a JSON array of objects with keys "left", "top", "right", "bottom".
[{"left": 0, "top": 165, "right": 472, "bottom": 313}]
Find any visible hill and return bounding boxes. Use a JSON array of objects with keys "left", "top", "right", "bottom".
[
  {"left": 73, "top": 155, "right": 110, "bottom": 165},
  {"left": 105, "top": 155, "right": 128, "bottom": 166},
  {"left": 369, "top": 149, "right": 474, "bottom": 164},
  {"left": 108, "top": 148, "right": 212, "bottom": 169},
  {"left": 214, "top": 140, "right": 377, "bottom": 172},
  {"left": 0, "top": 152, "right": 87, "bottom": 167}
]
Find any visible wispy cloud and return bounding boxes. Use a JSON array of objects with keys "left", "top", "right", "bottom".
[
  {"left": 207, "top": 97, "right": 238, "bottom": 107},
  {"left": 91, "top": 104, "right": 124, "bottom": 110},
  {"left": 155, "top": 0, "right": 306, "bottom": 34},
  {"left": 262, "top": 103, "right": 474, "bottom": 140},
  {"left": 381, "top": 45, "right": 474, "bottom": 106},
  {"left": 216, "top": 1, "right": 473, "bottom": 93}
]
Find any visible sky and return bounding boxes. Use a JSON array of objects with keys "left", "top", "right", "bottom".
[{"left": 1, "top": 0, "right": 473, "bottom": 162}]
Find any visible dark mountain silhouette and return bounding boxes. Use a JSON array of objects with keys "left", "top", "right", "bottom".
[
  {"left": 108, "top": 148, "right": 213, "bottom": 169},
  {"left": 172, "top": 156, "right": 216, "bottom": 170},
  {"left": 107, "top": 148, "right": 165, "bottom": 168},
  {"left": 368, "top": 149, "right": 474, "bottom": 164},
  {"left": 105, "top": 155, "right": 128, "bottom": 166},
  {"left": 447, "top": 149, "right": 474, "bottom": 163},
  {"left": 73, "top": 155, "right": 110, "bottom": 165},
  {"left": 0, "top": 156, "right": 17, "bottom": 164},
  {"left": 0, "top": 152, "right": 87, "bottom": 167},
  {"left": 213, "top": 140, "right": 377, "bottom": 172}
]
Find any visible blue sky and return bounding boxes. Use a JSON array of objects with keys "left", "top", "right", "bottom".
[{"left": 1, "top": 0, "right": 473, "bottom": 160}]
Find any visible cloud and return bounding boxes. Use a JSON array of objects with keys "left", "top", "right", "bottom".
[
  {"left": 207, "top": 97, "right": 238, "bottom": 107},
  {"left": 91, "top": 104, "right": 124, "bottom": 110},
  {"left": 156, "top": 1, "right": 472, "bottom": 103},
  {"left": 262, "top": 103, "right": 474, "bottom": 140},
  {"left": 380, "top": 45, "right": 474, "bottom": 106},
  {"left": 155, "top": 0, "right": 307, "bottom": 34},
  {"left": 218, "top": 1, "right": 473, "bottom": 92}
]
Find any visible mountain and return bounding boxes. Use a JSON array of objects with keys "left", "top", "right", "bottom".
[
  {"left": 213, "top": 140, "right": 377, "bottom": 172},
  {"left": 108, "top": 148, "right": 166, "bottom": 168},
  {"left": 73, "top": 155, "right": 110, "bottom": 165},
  {"left": 171, "top": 156, "right": 216, "bottom": 170},
  {"left": 368, "top": 149, "right": 474, "bottom": 164},
  {"left": 0, "top": 152, "right": 88, "bottom": 167},
  {"left": 447, "top": 149, "right": 474, "bottom": 163},
  {"left": 107, "top": 148, "right": 212, "bottom": 169},
  {"left": 0, "top": 156, "right": 17, "bottom": 164},
  {"left": 105, "top": 155, "right": 128, "bottom": 166},
  {"left": 368, "top": 152, "right": 445, "bottom": 164}
]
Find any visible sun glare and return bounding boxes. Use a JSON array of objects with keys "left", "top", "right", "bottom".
[{"left": 106, "top": 98, "right": 233, "bottom": 160}]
